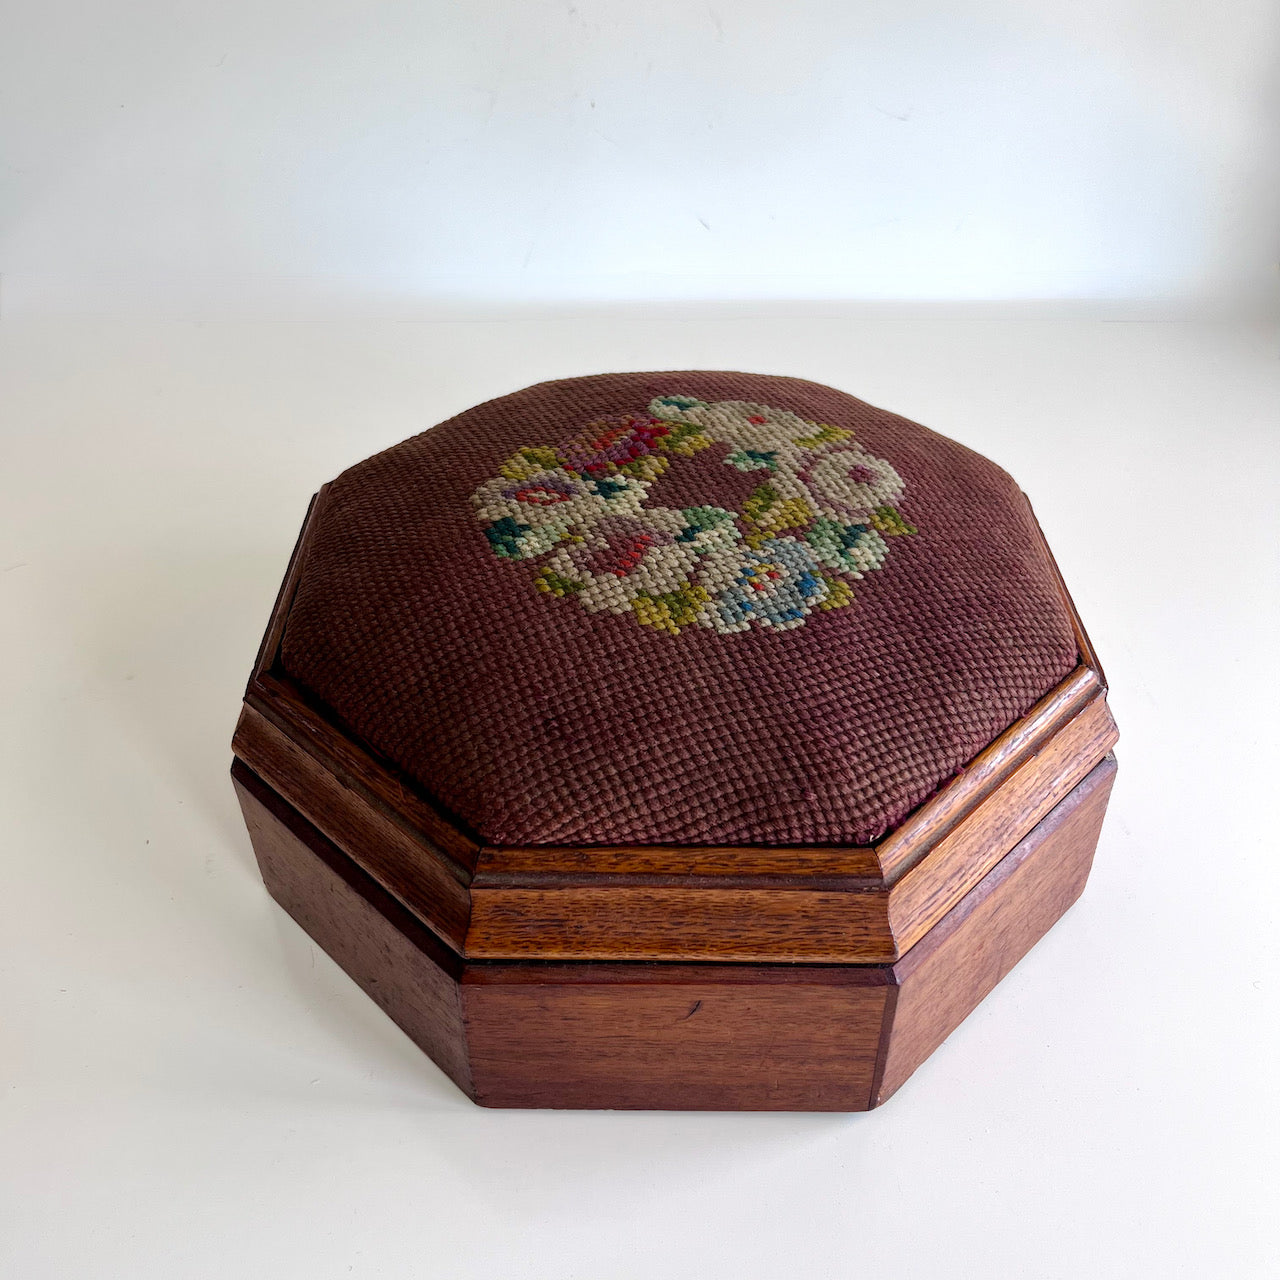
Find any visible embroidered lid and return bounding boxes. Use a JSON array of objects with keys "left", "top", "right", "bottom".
[{"left": 279, "top": 371, "right": 1079, "bottom": 848}]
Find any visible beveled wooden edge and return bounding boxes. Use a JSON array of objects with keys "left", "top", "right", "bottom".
[
  {"left": 231, "top": 487, "right": 1118, "bottom": 962},
  {"left": 235, "top": 679, "right": 1115, "bottom": 963},
  {"left": 242, "top": 662, "right": 1100, "bottom": 892},
  {"left": 873, "top": 664, "right": 1099, "bottom": 883},
  {"left": 885, "top": 696, "right": 1116, "bottom": 955},
  {"left": 479, "top": 663, "right": 1099, "bottom": 886},
  {"left": 241, "top": 489, "right": 1109, "bottom": 887},
  {"left": 238, "top": 746, "right": 1116, "bottom": 1110},
  {"left": 458, "top": 700, "right": 1116, "bottom": 962},
  {"left": 232, "top": 713, "right": 473, "bottom": 951},
  {"left": 874, "top": 490, "right": 1109, "bottom": 882},
  {"left": 246, "top": 674, "right": 482, "bottom": 872}
]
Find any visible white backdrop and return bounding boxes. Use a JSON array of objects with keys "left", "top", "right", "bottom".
[
  {"left": 3, "top": 0, "right": 1278, "bottom": 317},
  {"left": 3, "top": 6, "right": 1280, "bottom": 1278},
  {"left": 3, "top": 316, "right": 1279, "bottom": 1279}
]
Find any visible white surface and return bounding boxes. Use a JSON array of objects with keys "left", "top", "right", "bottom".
[
  {"left": 1, "top": 316, "right": 1278, "bottom": 1278},
  {"left": 3, "top": 0, "right": 1279, "bottom": 317}
]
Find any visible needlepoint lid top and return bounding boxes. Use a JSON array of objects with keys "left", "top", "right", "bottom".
[{"left": 279, "top": 371, "right": 1079, "bottom": 848}]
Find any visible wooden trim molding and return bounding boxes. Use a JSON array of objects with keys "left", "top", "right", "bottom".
[
  {"left": 233, "top": 753, "right": 1116, "bottom": 1109},
  {"left": 233, "top": 683, "right": 1116, "bottom": 962},
  {"left": 231, "top": 490, "right": 1118, "bottom": 965}
]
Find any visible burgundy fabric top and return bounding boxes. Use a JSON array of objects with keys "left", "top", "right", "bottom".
[{"left": 280, "top": 371, "right": 1078, "bottom": 848}]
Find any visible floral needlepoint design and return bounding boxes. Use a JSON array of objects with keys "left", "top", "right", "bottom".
[{"left": 471, "top": 396, "right": 917, "bottom": 636}]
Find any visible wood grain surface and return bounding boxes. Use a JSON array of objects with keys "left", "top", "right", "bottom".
[
  {"left": 874, "top": 754, "right": 1116, "bottom": 1105},
  {"left": 232, "top": 759, "right": 473, "bottom": 1096},
  {"left": 465, "top": 884, "right": 896, "bottom": 963},
  {"left": 885, "top": 693, "right": 1117, "bottom": 956},
  {"left": 233, "top": 703, "right": 473, "bottom": 950},
  {"left": 232, "top": 755, "right": 1115, "bottom": 1110},
  {"left": 233, "top": 682, "right": 1116, "bottom": 962},
  {"left": 464, "top": 978, "right": 887, "bottom": 1110}
]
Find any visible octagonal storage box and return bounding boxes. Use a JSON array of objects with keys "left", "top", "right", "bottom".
[{"left": 231, "top": 371, "right": 1118, "bottom": 1110}]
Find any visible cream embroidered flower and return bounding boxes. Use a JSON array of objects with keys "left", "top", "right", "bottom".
[
  {"left": 796, "top": 446, "right": 906, "bottom": 524},
  {"left": 535, "top": 508, "right": 741, "bottom": 618},
  {"left": 648, "top": 396, "right": 853, "bottom": 453}
]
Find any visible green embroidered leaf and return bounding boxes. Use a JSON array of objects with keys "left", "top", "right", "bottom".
[
  {"left": 519, "top": 445, "right": 561, "bottom": 470},
  {"left": 740, "top": 484, "right": 816, "bottom": 547},
  {"left": 680, "top": 505, "right": 736, "bottom": 530},
  {"left": 534, "top": 568, "right": 585, "bottom": 598},
  {"left": 818, "top": 574, "right": 854, "bottom": 610},
  {"left": 794, "top": 424, "right": 852, "bottom": 448},
  {"left": 652, "top": 394, "right": 706, "bottom": 413},
  {"left": 725, "top": 449, "right": 777, "bottom": 473},
  {"left": 656, "top": 419, "right": 712, "bottom": 458},
  {"left": 616, "top": 454, "right": 669, "bottom": 481},
  {"left": 632, "top": 582, "right": 712, "bottom": 635},
  {"left": 499, "top": 447, "right": 562, "bottom": 481},
  {"left": 742, "top": 482, "right": 778, "bottom": 526},
  {"left": 870, "top": 505, "right": 917, "bottom": 536}
]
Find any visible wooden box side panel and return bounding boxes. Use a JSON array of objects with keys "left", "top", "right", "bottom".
[
  {"left": 234, "top": 758, "right": 889, "bottom": 1111},
  {"left": 230, "top": 755, "right": 1114, "bottom": 1112},
  {"left": 462, "top": 976, "right": 888, "bottom": 1111},
  {"left": 873, "top": 755, "right": 1116, "bottom": 1106},
  {"left": 466, "top": 886, "right": 896, "bottom": 964},
  {"left": 232, "top": 761, "right": 475, "bottom": 1099}
]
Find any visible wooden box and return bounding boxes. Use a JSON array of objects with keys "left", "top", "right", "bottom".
[{"left": 231, "top": 372, "right": 1118, "bottom": 1110}]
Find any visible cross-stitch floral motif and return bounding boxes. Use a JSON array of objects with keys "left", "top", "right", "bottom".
[{"left": 471, "top": 396, "right": 917, "bottom": 636}]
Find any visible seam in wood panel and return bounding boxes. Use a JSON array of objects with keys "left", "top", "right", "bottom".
[
  {"left": 457, "top": 962, "right": 898, "bottom": 985},
  {"left": 470, "top": 869, "right": 888, "bottom": 892},
  {"left": 867, "top": 977, "right": 901, "bottom": 1108},
  {"left": 475, "top": 845, "right": 884, "bottom": 882}
]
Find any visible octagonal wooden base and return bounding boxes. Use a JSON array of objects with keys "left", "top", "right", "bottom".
[{"left": 233, "top": 752, "right": 1115, "bottom": 1111}]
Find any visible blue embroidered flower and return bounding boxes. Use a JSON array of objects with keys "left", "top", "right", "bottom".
[{"left": 711, "top": 537, "right": 832, "bottom": 632}]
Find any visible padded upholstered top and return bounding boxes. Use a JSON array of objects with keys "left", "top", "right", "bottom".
[{"left": 280, "top": 371, "right": 1078, "bottom": 848}]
